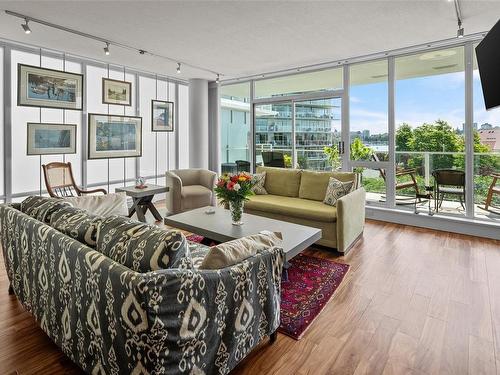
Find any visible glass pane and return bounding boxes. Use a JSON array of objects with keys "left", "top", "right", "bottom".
[
  {"left": 350, "top": 59, "right": 388, "bottom": 161},
  {"left": 255, "top": 68, "right": 342, "bottom": 99},
  {"left": 473, "top": 44, "right": 500, "bottom": 222},
  {"left": 255, "top": 103, "right": 292, "bottom": 168},
  {"left": 220, "top": 83, "right": 251, "bottom": 173},
  {"left": 294, "top": 98, "right": 341, "bottom": 171},
  {"left": 359, "top": 167, "right": 386, "bottom": 206},
  {"left": 395, "top": 47, "right": 466, "bottom": 216}
]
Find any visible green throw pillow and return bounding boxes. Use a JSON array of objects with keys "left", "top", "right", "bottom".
[
  {"left": 251, "top": 172, "right": 268, "bottom": 195},
  {"left": 323, "top": 177, "right": 354, "bottom": 207},
  {"left": 20, "top": 196, "right": 71, "bottom": 223},
  {"left": 96, "top": 215, "right": 193, "bottom": 272},
  {"left": 50, "top": 206, "right": 102, "bottom": 248}
]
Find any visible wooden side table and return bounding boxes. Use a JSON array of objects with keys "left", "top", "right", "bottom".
[{"left": 115, "top": 184, "right": 168, "bottom": 222}]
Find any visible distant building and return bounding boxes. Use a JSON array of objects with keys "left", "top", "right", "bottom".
[
  {"left": 480, "top": 123, "right": 493, "bottom": 130},
  {"left": 478, "top": 128, "right": 500, "bottom": 151},
  {"left": 362, "top": 129, "right": 370, "bottom": 140}
]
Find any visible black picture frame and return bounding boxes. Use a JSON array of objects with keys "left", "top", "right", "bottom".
[
  {"left": 87, "top": 113, "right": 142, "bottom": 160},
  {"left": 151, "top": 99, "right": 174, "bottom": 132},
  {"left": 18, "top": 64, "right": 84, "bottom": 110},
  {"left": 102, "top": 78, "right": 132, "bottom": 106},
  {"left": 27, "top": 122, "right": 77, "bottom": 155}
]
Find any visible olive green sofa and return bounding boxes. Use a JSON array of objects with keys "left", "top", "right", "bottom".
[{"left": 245, "top": 166, "right": 366, "bottom": 253}]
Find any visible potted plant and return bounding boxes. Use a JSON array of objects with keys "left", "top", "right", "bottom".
[{"left": 214, "top": 172, "right": 256, "bottom": 225}]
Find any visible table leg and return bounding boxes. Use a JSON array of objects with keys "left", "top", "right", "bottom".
[
  {"left": 135, "top": 204, "right": 147, "bottom": 222},
  {"left": 146, "top": 201, "right": 162, "bottom": 221},
  {"left": 282, "top": 260, "right": 291, "bottom": 281},
  {"left": 128, "top": 197, "right": 140, "bottom": 218}
]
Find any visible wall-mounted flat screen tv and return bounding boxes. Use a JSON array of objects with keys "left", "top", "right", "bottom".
[{"left": 476, "top": 18, "right": 500, "bottom": 110}]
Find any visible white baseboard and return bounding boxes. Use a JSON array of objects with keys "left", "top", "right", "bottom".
[{"left": 366, "top": 206, "right": 500, "bottom": 240}]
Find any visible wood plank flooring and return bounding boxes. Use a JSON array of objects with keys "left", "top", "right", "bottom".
[{"left": 1, "top": 218, "right": 499, "bottom": 374}]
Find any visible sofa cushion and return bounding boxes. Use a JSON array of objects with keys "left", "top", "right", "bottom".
[
  {"left": 50, "top": 206, "right": 102, "bottom": 247},
  {"left": 181, "top": 185, "right": 212, "bottom": 210},
  {"left": 96, "top": 215, "right": 193, "bottom": 272},
  {"left": 200, "top": 231, "right": 282, "bottom": 270},
  {"left": 323, "top": 177, "right": 355, "bottom": 207},
  {"left": 20, "top": 196, "right": 71, "bottom": 223},
  {"left": 62, "top": 192, "right": 128, "bottom": 217},
  {"left": 256, "top": 166, "right": 301, "bottom": 197},
  {"left": 246, "top": 194, "right": 337, "bottom": 222},
  {"left": 299, "top": 170, "right": 357, "bottom": 201}
]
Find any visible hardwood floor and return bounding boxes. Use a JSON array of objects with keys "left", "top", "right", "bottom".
[{"left": 1, "top": 219, "right": 499, "bottom": 374}]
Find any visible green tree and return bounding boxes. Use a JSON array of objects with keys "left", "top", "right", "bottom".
[{"left": 395, "top": 123, "right": 414, "bottom": 151}]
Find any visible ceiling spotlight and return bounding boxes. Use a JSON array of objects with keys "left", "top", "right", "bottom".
[
  {"left": 457, "top": 21, "right": 464, "bottom": 38},
  {"left": 21, "top": 18, "right": 31, "bottom": 34},
  {"left": 176, "top": 63, "right": 181, "bottom": 74},
  {"left": 216, "top": 74, "right": 220, "bottom": 84},
  {"left": 104, "top": 42, "right": 110, "bottom": 55}
]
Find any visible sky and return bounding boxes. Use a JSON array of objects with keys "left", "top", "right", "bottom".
[{"left": 349, "top": 70, "right": 500, "bottom": 136}]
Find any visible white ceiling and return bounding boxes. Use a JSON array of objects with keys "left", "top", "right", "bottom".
[{"left": 0, "top": 0, "right": 498, "bottom": 81}]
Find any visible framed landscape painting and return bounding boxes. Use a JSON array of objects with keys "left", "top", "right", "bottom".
[
  {"left": 88, "top": 113, "right": 142, "bottom": 159},
  {"left": 27, "top": 123, "right": 77, "bottom": 155},
  {"left": 18, "top": 64, "right": 83, "bottom": 110},
  {"left": 102, "top": 78, "right": 132, "bottom": 106},
  {"left": 151, "top": 100, "right": 174, "bottom": 132}
]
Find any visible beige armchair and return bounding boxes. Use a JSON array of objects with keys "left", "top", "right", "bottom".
[{"left": 166, "top": 169, "right": 217, "bottom": 215}]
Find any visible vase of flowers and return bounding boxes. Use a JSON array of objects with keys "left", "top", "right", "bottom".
[{"left": 214, "top": 172, "right": 255, "bottom": 225}]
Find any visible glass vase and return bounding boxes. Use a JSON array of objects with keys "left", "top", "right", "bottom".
[{"left": 229, "top": 200, "right": 244, "bottom": 226}]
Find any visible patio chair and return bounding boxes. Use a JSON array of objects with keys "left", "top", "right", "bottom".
[
  {"left": 484, "top": 173, "right": 500, "bottom": 212},
  {"left": 262, "top": 151, "right": 286, "bottom": 168},
  {"left": 432, "top": 169, "right": 465, "bottom": 212},
  {"left": 235, "top": 160, "right": 251, "bottom": 172},
  {"left": 42, "top": 162, "right": 107, "bottom": 197},
  {"left": 371, "top": 154, "right": 420, "bottom": 202}
]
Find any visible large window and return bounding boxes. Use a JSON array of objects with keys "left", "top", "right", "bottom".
[
  {"left": 395, "top": 47, "right": 466, "bottom": 215},
  {"left": 220, "top": 83, "right": 251, "bottom": 173},
  {"left": 295, "top": 98, "right": 341, "bottom": 171}
]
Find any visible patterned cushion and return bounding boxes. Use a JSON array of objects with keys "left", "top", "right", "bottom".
[
  {"left": 20, "top": 196, "right": 71, "bottom": 223},
  {"left": 323, "top": 177, "right": 354, "bottom": 206},
  {"left": 251, "top": 172, "right": 268, "bottom": 195},
  {"left": 96, "top": 215, "right": 193, "bottom": 272},
  {"left": 50, "top": 206, "right": 102, "bottom": 248},
  {"left": 200, "top": 231, "right": 282, "bottom": 269}
]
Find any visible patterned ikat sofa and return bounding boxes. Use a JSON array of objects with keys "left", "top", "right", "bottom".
[{"left": 0, "top": 197, "right": 284, "bottom": 374}]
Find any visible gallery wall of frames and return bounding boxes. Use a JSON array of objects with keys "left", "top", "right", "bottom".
[{"left": 0, "top": 43, "right": 190, "bottom": 203}]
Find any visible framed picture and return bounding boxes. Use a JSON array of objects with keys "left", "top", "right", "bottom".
[
  {"left": 18, "top": 64, "right": 83, "bottom": 110},
  {"left": 151, "top": 100, "right": 174, "bottom": 132},
  {"left": 27, "top": 123, "right": 77, "bottom": 155},
  {"left": 102, "top": 78, "right": 132, "bottom": 106},
  {"left": 88, "top": 113, "right": 142, "bottom": 159}
]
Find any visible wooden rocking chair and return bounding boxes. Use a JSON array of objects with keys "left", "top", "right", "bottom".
[
  {"left": 484, "top": 173, "right": 500, "bottom": 212},
  {"left": 371, "top": 154, "right": 420, "bottom": 203},
  {"left": 42, "top": 162, "right": 107, "bottom": 198}
]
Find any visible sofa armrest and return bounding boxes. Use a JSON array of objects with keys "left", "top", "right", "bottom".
[
  {"left": 336, "top": 187, "right": 366, "bottom": 253},
  {"left": 143, "top": 246, "right": 284, "bottom": 373},
  {"left": 166, "top": 171, "right": 183, "bottom": 214}
]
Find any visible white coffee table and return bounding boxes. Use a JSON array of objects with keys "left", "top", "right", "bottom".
[{"left": 164, "top": 206, "right": 322, "bottom": 263}]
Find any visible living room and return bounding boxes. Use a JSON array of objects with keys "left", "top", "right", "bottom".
[{"left": 0, "top": 1, "right": 499, "bottom": 374}]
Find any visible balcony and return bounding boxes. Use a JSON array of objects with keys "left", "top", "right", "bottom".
[{"left": 221, "top": 146, "right": 500, "bottom": 222}]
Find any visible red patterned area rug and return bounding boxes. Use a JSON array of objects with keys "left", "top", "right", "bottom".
[
  {"left": 280, "top": 254, "right": 349, "bottom": 340},
  {"left": 185, "top": 235, "right": 349, "bottom": 340}
]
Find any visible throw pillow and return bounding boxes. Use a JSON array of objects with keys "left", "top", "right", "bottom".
[
  {"left": 50, "top": 206, "right": 102, "bottom": 248},
  {"left": 323, "top": 177, "right": 354, "bottom": 207},
  {"left": 62, "top": 192, "right": 128, "bottom": 217},
  {"left": 252, "top": 172, "right": 268, "bottom": 195},
  {"left": 20, "top": 196, "right": 71, "bottom": 223},
  {"left": 200, "top": 231, "right": 282, "bottom": 270},
  {"left": 96, "top": 215, "right": 193, "bottom": 272}
]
